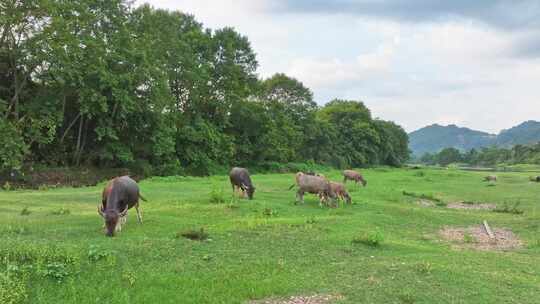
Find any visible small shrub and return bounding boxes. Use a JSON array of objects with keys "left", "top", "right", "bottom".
[
  {"left": 51, "top": 207, "right": 70, "bottom": 215},
  {"left": 177, "top": 228, "right": 209, "bottom": 241},
  {"left": 209, "top": 187, "right": 225, "bottom": 204},
  {"left": 306, "top": 217, "right": 317, "bottom": 224},
  {"left": 38, "top": 184, "right": 49, "bottom": 191},
  {"left": 352, "top": 228, "right": 385, "bottom": 247},
  {"left": 493, "top": 201, "right": 524, "bottom": 215},
  {"left": 20, "top": 207, "right": 31, "bottom": 216},
  {"left": 414, "top": 171, "right": 425, "bottom": 177}
]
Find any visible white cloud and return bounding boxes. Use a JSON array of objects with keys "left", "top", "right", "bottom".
[{"left": 136, "top": 0, "right": 540, "bottom": 134}]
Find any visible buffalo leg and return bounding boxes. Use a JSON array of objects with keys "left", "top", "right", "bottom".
[
  {"left": 343, "top": 176, "right": 348, "bottom": 183},
  {"left": 296, "top": 190, "right": 304, "bottom": 204},
  {"left": 135, "top": 202, "right": 143, "bottom": 224}
]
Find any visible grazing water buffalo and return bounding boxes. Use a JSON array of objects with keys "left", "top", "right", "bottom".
[
  {"left": 290, "top": 172, "right": 336, "bottom": 206},
  {"left": 343, "top": 170, "right": 367, "bottom": 186},
  {"left": 329, "top": 181, "right": 352, "bottom": 205},
  {"left": 229, "top": 167, "right": 255, "bottom": 200},
  {"left": 530, "top": 176, "right": 540, "bottom": 182},
  {"left": 484, "top": 175, "right": 497, "bottom": 182},
  {"left": 98, "top": 176, "right": 146, "bottom": 237}
]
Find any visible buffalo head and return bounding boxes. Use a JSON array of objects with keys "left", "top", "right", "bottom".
[{"left": 98, "top": 205, "right": 128, "bottom": 237}]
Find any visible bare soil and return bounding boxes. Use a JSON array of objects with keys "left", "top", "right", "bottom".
[
  {"left": 248, "top": 294, "right": 343, "bottom": 304},
  {"left": 439, "top": 225, "right": 523, "bottom": 251},
  {"left": 446, "top": 201, "right": 496, "bottom": 210}
]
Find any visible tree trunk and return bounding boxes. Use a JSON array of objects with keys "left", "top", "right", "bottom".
[{"left": 73, "top": 114, "right": 84, "bottom": 165}]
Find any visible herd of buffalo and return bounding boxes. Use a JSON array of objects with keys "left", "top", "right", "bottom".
[{"left": 98, "top": 168, "right": 367, "bottom": 237}]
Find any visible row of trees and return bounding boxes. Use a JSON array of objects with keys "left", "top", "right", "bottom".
[
  {"left": 419, "top": 143, "right": 540, "bottom": 167},
  {"left": 1, "top": 0, "right": 409, "bottom": 175}
]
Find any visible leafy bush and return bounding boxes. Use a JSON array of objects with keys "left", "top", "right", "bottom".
[{"left": 352, "top": 228, "right": 385, "bottom": 247}]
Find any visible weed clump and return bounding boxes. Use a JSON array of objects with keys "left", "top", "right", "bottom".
[
  {"left": 352, "top": 228, "right": 385, "bottom": 247},
  {"left": 177, "top": 228, "right": 209, "bottom": 241},
  {"left": 209, "top": 187, "right": 225, "bottom": 204},
  {"left": 493, "top": 201, "right": 524, "bottom": 215},
  {"left": 20, "top": 207, "right": 31, "bottom": 216},
  {"left": 262, "top": 208, "right": 278, "bottom": 217},
  {"left": 415, "top": 261, "right": 433, "bottom": 274},
  {"left": 0, "top": 272, "right": 27, "bottom": 304},
  {"left": 402, "top": 191, "right": 441, "bottom": 202},
  {"left": 87, "top": 246, "right": 113, "bottom": 262},
  {"left": 50, "top": 207, "right": 70, "bottom": 215}
]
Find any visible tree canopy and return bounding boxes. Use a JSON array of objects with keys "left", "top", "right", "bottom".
[{"left": 0, "top": 1, "right": 409, "bottom": 175}]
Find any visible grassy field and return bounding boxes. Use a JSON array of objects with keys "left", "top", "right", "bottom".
[{"left": 1, "top": 168, "right": 540, "bottom": 303}]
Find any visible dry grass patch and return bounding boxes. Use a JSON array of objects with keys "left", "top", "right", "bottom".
[
  {"left": 446, "top": 201, "right": 496, "bottom": 210},
  {"left": 416, "top": 200, "right": 435, "bottom": 207},
  {"left": 248, "top": 294, "right": 343, "bottom": 304},
  {"left": 439, "top": 225, "right": 523, "bottom": 251}
]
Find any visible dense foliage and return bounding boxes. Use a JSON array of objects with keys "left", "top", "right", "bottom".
[
  {"left": 419, "top": 143, "right": 540, "bottom": 167},
  {"left": 0, "top": 0, "right": 409, "bottom": 175}
]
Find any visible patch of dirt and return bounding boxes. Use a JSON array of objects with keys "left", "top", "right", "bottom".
[
  {"left": 248, "top": 294, "right": 343, "bottom": 304},
  {"left": 446, "top": 201, "right": 496, "bottom": 210},
  {"left": 416, "top": 200, "right": 435, "bottom": 207},
  {"left": 439, "top": 225, "right": 523, "bottom": 251}
]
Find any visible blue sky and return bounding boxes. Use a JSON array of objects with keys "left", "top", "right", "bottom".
[{"left": 136, "top": 0, "right": 540, "bottom": 133}]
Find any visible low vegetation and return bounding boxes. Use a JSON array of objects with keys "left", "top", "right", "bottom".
[{"left": 1, "top": 168, "right": 540, "bottom": 303}]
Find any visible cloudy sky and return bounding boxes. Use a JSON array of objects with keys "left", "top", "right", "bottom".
[{"left": 135, "top": 0, "right": 540, "bottom": 133}]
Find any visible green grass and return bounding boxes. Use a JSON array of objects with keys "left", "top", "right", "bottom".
[{"left": 1, "top": 168, "right": 540, "bottom": 303}]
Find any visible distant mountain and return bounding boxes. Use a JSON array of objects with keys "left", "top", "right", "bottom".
[
  {"left": 409, "top": 120, "right": 540, "bottom": 156},
  {"left": 496, "top": 120, "right": 540, "bottom": 147}
]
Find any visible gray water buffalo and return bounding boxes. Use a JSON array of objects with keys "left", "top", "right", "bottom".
[
  {"left": 329, "top": 181, "right": 352, "bottom": 205},
  {"left": 343, "top": 170, "right": 367, "bottom": 186},
  {"left": 98, "top": 176, "right": 146, "bottom": 237},
  {"left": 229, "top": 167, "right": 255, "bottom": 200},
  {"left": 484, "top": 175, "right": 497, "bottom": 182},
  {"left": 290, "top": 172, "right": 336, "bottom": 206}
]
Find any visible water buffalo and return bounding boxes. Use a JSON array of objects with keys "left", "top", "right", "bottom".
[
  {"left": 343, "top": 170, "right": 367, "bottom": 186},
  {"left": 229, "top": 167, "right": 255, "bottom": 200},
  {"left": 98, "top": 176, "right": 146, "bottom": 237},
  {"left": 329, "top": 181, "right": 352, "bottom": 205},
  {"left": 484, "top": 175, "right": 497, "bottom": 182},
  {"left": 290, "top": 172, "right": 336, "bottom": 206},
  {"left": 530, "top": 176, "right": 540, "bottom": 182}
]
